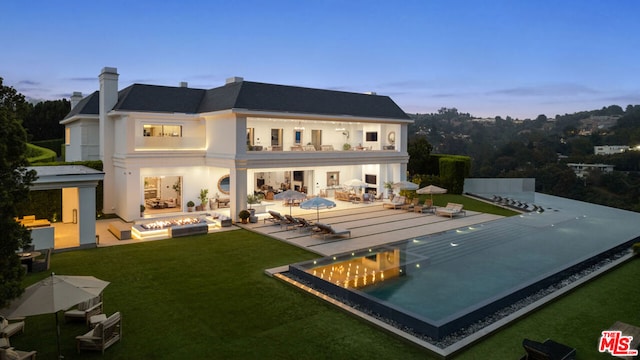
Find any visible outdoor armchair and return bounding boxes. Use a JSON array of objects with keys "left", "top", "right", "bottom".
[
  {"left": 76, "top": 311, "right": 122, "bottom": 354},
  {"left": 0, "top": 317, "right": 24, "bottom": 339},
  {"left": 382, "top": 195, "right": 406, "bottom": 209},
  {"left": 64, "top": 294, "right": 103, "bottom": 325},
  {"left": 0, "top": 337, "right": 36, "bottom": 360},
  {"left": 31, "top": 248, "right": 51, "bottom": 273}
]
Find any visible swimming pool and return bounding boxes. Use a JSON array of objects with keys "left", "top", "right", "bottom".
[{"left": 288, "top": 193, "right": 640, "bottom": 340}]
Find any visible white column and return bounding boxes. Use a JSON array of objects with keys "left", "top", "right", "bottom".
[
  {"left": 99, "top": 67, "right": 119, "bottom": 215},
  {"left": 230, "top": 167, "right": 248, "bottom": 222},
  {"left": 77, "top": 186, "right": 97, "bottom": 247}
]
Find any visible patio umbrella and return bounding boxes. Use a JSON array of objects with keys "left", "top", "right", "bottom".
[
  {"left": 343, "top": 178, "right": 367, "bottom": 189},
  {"left": 299, "top": 196, "right": 336, "bottom": 222},
  {"left": 417, "top": 184, "right": 448, "bottom": 201},
  {"left": 393, "top": 181, "right": 419, "bottom": 191},
  {"left": 0, "top": 273, "right": 110, "bottom": 359},
  {"left": 274, "top": 189, "right": 307, "bottom": 216}
]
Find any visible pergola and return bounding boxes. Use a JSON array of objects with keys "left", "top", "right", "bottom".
[{"left": 28, "top": 165, "right": 104, "bottom": 249}]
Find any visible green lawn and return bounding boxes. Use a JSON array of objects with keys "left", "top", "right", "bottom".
[{"left": 11, "top": 206, "right": 639, "bottom": 359}]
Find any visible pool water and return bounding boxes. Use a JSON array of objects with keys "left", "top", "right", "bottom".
[{"left": 289, "top": 193, "right": 640, "bottom": 340}]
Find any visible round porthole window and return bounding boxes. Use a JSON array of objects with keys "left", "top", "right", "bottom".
[
  {"left": 218, "top": 175, "right": 230, "bottom": 195},
  {"left": 388, "top": 131, "right": 396, "bottom": 144}
]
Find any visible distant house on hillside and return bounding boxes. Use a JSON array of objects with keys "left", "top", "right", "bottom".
[
  {"left": 594, "top": 145, "right": 629, "bottom": 155},
  {"left": 61, "top": 67, "right": 412, "bottom": 222},
  {"left": 567, "top": 163, "right": 614, "bottom": 178}
]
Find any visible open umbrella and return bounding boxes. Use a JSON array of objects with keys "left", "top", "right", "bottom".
[
  {"left": 393, "top": 181, "right": 419, "bottom": 191},
  {"left": 417, "top": 184, "right": 448, "bottom": 201},
  {"left": 343, "top": 178, "right": 367, "bottom": 189},
  {"left": 1, "top": 273, "right": 110, "bottom": 359},
  {"left": 274, "top": 189, "right": 307, "bottom": 216},
  {"left": 299, "top": 196, "right": 336, "bottom": 222}
]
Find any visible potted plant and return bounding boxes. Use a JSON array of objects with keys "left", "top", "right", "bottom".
[
  {"left": 199, "top": 189, "right": 209, "bottom": 210},
  {"left": 140, "top": 204, "right": 146, "bottom": 217},
  {"left": 247, "top": 193, "right": 263, "bottom": 213},
  {"left": 384, "top": 181, "right": 393, "bottom": 199},
  {"left": 343, "top": 143, "right": 351, "bottom": 151},
  {"left": 172, "top": 180, "right": 181, "bottom": 205},
  {"left": 187, "top": 200, "right": 195, "bottom": 212},
  {"left": 238, "top": 209, "right": 251, "bottom": 224}
]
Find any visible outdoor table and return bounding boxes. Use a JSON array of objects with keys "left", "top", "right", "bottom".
[{"left": 17, "top": 251, "right": 41, "bottom": 272}]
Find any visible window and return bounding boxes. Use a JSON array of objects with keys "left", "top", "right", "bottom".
[
  {"left": 365, "top": 174, "right": 377, "bottom": 185},
  {"left": 143, "top": 124, "right": 182, "bottom": 137},
  {"left": 271, "top": 128, "right": 282, "bottom": 146},
  {"left": 294, "top": 130, "right": 303, "bottom": 145},
  {"left": 365, "top": 132, "right": 378, "bottom": 142},
  {"left": 65, "top": 128, "right": 71, "bottom": 145}
]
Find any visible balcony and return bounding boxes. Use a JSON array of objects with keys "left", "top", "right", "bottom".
[{"left": 135, "top": 136, "right": 206, "bottom": 151}]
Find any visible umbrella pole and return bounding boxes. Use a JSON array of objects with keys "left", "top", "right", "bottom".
[{"left": 56, "top": 311, "right": 63, "bottom": 359}]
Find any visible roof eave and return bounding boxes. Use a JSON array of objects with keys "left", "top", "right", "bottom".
[{"left": 228, "top": 108, "right": 413, "bottom": 124}]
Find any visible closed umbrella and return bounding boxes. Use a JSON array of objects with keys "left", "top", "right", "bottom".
[
  {"left": 300, "top": 196, "right": 336, "bottom": 222},
  {"left": 1, "top": 274, "right": 110, "bottom": 359},
  {"left": 274, "top": 189, "right": 307, "bottom": 216},
  {"left": 417, "top": 184, "right": 448, "bottom": 201},
  {"left": 393, "top": 181, "right": 419, "bottom": 191}
]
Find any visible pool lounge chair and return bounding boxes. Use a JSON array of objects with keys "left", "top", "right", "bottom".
[
  {"left": 264, "top": 210, "right": 286, "bottom": 226},
  {"left": 435, "top": 203, "right": 466, "bottom": 218},
  {"left": 520, "top": 338, "right": 576, "bottom": 360},
  {"left": 296, "top": 217, "right": 314, "bottom": 232},
  {"left": 311, "top": 223, "right": 351, "bottom": 240},
  {"left": 414, "top": 199, "right": 434, "bottom": 213},
  {"left": 382, "top": 195, "right": 405, "bottom": 209},
  {"left": 401, "top": 198, "right": 420, "bottom": 211},
  {"left": 284, "top": 215, "right": 302, "bottom": 230}
]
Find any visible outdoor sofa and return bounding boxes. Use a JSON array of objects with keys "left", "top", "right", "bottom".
[{"left": 0, "top": 317, "right": 24, "bottom": 339}]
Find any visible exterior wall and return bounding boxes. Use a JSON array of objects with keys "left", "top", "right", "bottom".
[{"left": 64, "top": 118, "right": 99, "bottom": 161}]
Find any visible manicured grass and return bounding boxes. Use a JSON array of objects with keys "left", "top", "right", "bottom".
[
  {"left": 12, "top": 231, "right": 432, "bottom": 359},
  {"left": 12, "top": 225, "right": 639, "bottom": 359},
  {"left": 425, "top": 193, "right": 519, "bottom": 217}
]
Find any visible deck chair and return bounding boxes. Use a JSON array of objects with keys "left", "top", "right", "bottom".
[
  {"left": 0, "top": 337, "right": 36, "bottom": 360},
  {"left": 520, "top": 338, "right": 576, "bottom": 360},
  {"left": 76, "top": 312, "right": 122, "bottom": 354},
  {"left": 382, "top": 195, "right": 405, "bottom": 209},
  {"left": 0, "top": 317, "right": 25, "bottom": 339},
  {"left": 284, "top": 215, "right": 301, "bottom": 230},
  {"left": 264, "top": 210, "right": 286, "bottom": 225},
  {"left": 435, "top": 203, "right": 466, "bottom": 218},
  {"left": 296, "top": 217, "right": 314, "bottom": 232},
  {"left": 312, "top": 223, "right": 351, "bottom": 240},
  {"left": 415, "top": 199, "right": 434, "bottom": 213},
  {"left": 401, "top": 198, "right": 420, "bottom": 211}
]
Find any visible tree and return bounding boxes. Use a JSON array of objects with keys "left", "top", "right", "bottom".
[
  {"left": 0, "top": 77, "right": 37, "bottom": 308},
  {"left": 23, "top": 99, "right": 69, "bottom": 141},
  {"left": 407, "top": 136, "right": 433, "bottom": 175}
]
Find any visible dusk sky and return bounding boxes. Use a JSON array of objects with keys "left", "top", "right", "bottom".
[{"left": 2, "top": 0, "right": 639, "bottom": 119}]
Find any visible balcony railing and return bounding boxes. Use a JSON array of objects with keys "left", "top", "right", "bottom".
[{"left": 135, "top": 136, "right": 206, "bottom": 151}]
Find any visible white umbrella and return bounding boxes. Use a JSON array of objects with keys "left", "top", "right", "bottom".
[
  {"left": 343, "top": 178, "right": 367, "bottom": 189},
  {"left": 1, "top": 274, "right": 110, "bottom": 359},
  {"left": 274, "top": 189, "right": 307, "bottom": 216},
  {"left": 416, "top": 184, "right": 448, "bottom": 201},
  {"left": 393, "top": 181, "right": 419, "bottom": 190},
  {"left": 299, "top": 196, "right": 336, "bottom": 222}
]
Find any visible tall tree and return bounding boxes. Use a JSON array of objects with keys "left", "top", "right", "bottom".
[
  {"left": 407, "top": 136, "right": 433, "bottom": 175},
  {"left": 0, "top": 77, "right": 37, "bottom": 308},
  {"left": 23, "top": 99, "right": 70, "bottom": 141}
]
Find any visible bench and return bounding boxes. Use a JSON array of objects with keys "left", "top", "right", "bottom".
[{"left": 108, "top": 221, "right": 131, "bottom": 240}]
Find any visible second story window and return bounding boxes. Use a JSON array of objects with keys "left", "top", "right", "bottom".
[{"left": 143, "top": 124, "right": 182, "bottom": 137}]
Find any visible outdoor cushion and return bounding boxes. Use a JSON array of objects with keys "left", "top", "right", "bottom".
[{"left": 3, "top": 349, "right": 19, "bottom": 360}]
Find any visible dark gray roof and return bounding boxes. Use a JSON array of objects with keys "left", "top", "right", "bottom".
[
  {"left": 64, "top": 91, "right": 99, "bottom": 119},
  {"left": 65, "top": 80, "right": 410, "bottom": 120}
]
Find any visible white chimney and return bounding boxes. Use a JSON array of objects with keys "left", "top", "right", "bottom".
[
  {"left": 99, "top": 67, "right": 119, "bottom": 215},
  {"left": 365, "top": 91, "right": 377, "bottom": 95},
  {"left": 179, "top": 81, "right": 188, "bottom": 88},
  {"left": 226, "top": 76, "right": 244, "bottom": 85},
  {"left": 70, "top": 92, "right": 83, "bottom": 109}
]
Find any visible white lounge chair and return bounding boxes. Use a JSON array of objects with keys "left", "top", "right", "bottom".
[{"left": 435, "top": 203, "right": 466, "bottom": 218}]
